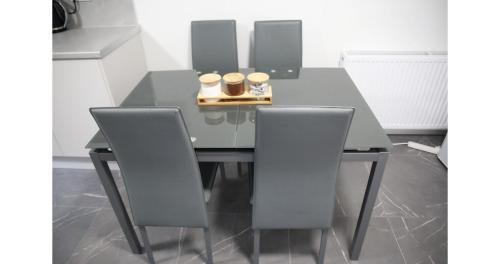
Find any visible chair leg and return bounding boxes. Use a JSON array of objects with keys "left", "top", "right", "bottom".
[
  {"left": 139, "top": 226, "right": 155, "bottom": 264},
  {"left": 203, "top": 228, "right": 213, "bottom": 264},
  {"left": 253, "top": 229, "right": 260, "bottom": 264},
  {"left": 318, "top": 229, "right": 329, "bottom": 264},
  {"left": 248, "top": 162, "right": 254, "bottom": 202}
]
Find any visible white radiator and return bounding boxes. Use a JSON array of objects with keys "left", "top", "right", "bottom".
[{"left": 339, "top": 51, "right": 448, "bottom": 132}]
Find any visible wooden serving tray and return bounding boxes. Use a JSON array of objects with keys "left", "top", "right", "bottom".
[{"left": 197, "top": 85, "right": 272, "bottom": 106}]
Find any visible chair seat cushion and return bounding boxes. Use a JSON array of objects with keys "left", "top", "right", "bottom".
[{"left": 199, "top": 162, "right": 219, "bottom": 202}]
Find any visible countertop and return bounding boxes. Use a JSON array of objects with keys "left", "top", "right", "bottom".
[{"left": 53, "top": 26, "right": 140, "bottom": 60}]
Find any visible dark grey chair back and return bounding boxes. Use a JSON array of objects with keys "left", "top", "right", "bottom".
[
  {"left": 191, "top": 20, "right": 239, "bottom": 75},
  {"left": 254, "top": 20, "right": 302, "bottom": 72},
  {"left": 90, "top": 107, "right": 209, "bottom": 228},
  {"left": 252, "top": 106, "right": 354, "bottom": 229}
]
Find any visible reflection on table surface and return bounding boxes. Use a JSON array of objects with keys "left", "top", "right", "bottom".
[
  {"left": 86, "top": 68, "right": 393, "bottom": 151},
  {"left": 255, "top": 67, "right": 300, "bottom": 79}
]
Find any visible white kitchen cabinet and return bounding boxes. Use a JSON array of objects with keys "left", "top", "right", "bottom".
[
  {"left": 53, "top": 34, "right": 147, "bottom": 157},
  {"left": 53, "top": 133, "right": 63, "bottom": 156}
]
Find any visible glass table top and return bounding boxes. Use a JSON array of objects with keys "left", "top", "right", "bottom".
[{"left": 86, "top": 68, "right": 392, "bottom": 151}]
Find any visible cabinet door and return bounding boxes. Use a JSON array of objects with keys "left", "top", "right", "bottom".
[{"left": 53, "top": 60, "right": 113, "bottom": 157}]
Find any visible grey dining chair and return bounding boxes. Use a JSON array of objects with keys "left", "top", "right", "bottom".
[
  {"left": 254, "top": 20, "right": 302, "bottom": 73},
  {"left": 191, "top": 20, "right": 239, "bottom": 76},
  {"left": 90, "top": 107, "right": 220, "bottom": 264},
  {"left": 252, "top": 106, "right": 354, "bottom": 264}
]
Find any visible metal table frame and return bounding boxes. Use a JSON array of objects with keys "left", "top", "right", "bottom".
[{"left": 89, "top": 147, "right": 389, "bottom": 260}]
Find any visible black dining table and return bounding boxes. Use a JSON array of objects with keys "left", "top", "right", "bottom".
[{"left": 86, "top": 68, "right": 393, "bottom": 260}]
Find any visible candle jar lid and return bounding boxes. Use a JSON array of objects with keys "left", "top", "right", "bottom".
[
  {"left": 223, "top": 72, "right": 245, "bottom": 84},
  {"left": 199, "top": 73, "right": 221, "bottom": 85},
  {"left": 247, "top": 72, "right": 269, "bottom": 84}
]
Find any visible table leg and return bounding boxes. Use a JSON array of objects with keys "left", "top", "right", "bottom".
[
  {"left": 248, "top": 162, "right": 254, "bottom": 198},
  {"left": 89, "top": 150, "right": 143, "bottom": 254},
  {"left": 349, "top": 152, "right": 389, "bottom": 260}
]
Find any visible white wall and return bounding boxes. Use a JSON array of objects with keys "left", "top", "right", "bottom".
[
  {"left": 66, "top": 0, "right": 137, "bottom": 28},
  {"left": 132, "top": 0, "right": 447, "bottom": 71}
]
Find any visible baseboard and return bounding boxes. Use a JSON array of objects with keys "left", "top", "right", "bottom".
[
  {"left": 53, "top": 156, "right": 120, "bottom": 170},
  {"left": 385, "top": 129, "right": 447, "bottom": 135}
]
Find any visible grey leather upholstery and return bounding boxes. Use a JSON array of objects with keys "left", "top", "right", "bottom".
[
  {"left": 191, "top": 20, "right": 239, "bottom": 75},
  {"left": 90, "top": 107, "right": 215, "bottom": 228},
  {"left": 251, "top": 106, "right": 354, "bottom": 263},
  {"left": 254, "top": 20, "right": 302, "bottom": 72},
  {"left": 252, "top": 106, "right": 354, "bottom": 229}
]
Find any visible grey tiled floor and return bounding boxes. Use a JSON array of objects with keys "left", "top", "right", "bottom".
[{"left": 53, "top": 135, "right": 447, "bottom": 264}]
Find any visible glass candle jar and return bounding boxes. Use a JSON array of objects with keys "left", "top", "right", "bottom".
[
  {"left": 247, "top": 72, "right": 270, "bottom": 96},
  {"left": 199, "top": 73, "right": 222, "bottom": 102},
  {"left": 223, "top": 72, "right": 245, "bottom": 96}
]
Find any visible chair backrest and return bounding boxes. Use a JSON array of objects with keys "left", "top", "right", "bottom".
[
  {"left": 191, "top": 20, "right": 239, "bottom": 75},
  {"left": 90, "top": 107, "right": 209, "bottom": 228},
  {"left": 252, "top": 106, "right": 354, "bottom": 229},
  {"left": 254, "top": 20, "right": 302, "bottom": 71}
]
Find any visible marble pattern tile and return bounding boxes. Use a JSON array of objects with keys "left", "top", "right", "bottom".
[
  {"left": 53, "top": 206, "right": 101, "bottom": 264},
  {"left": 53, "top": 135, "right": 447, "bottom": 263},
  {"left": 333, "top": 217, "right": 407, "bottom": 264},
  {"left": 376, "top": 154, "right": 447, "bottom": 219},
  {"left": 53, "top": 168, "right": 109, "bottom": 208},
  {"left": 290, "top": 229, "right": 349, "bottom": 264},
  {"left": 65, "top": 208, "right": 145, "bottom": 264},
  {"left": 386, "top": 216, "right": 447, "bottom": 264}
]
